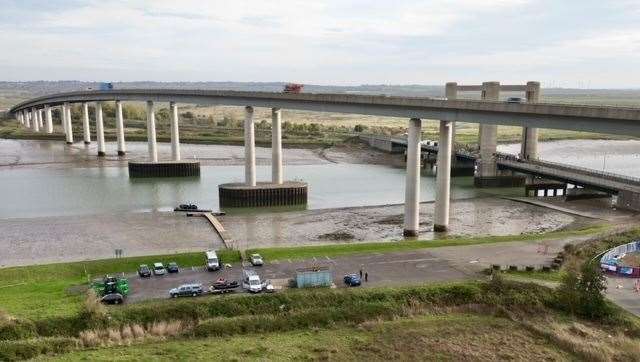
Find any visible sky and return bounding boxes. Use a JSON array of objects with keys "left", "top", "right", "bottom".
[{"left": 1, "top": 0, "right": 640, "bottom": 88}]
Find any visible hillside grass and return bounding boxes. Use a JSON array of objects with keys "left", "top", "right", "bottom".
[{"left": 36, "top": 314, "right": 573, "bottom": 361}]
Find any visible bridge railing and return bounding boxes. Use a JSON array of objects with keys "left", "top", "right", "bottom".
[{"left": 495, "top": 152, "right": 640, "bottom": 185}]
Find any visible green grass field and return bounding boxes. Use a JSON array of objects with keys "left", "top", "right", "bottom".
[{"left": 0, "top": 250, "right": 240, "bottom": 319}]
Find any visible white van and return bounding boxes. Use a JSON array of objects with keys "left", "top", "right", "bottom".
[{"left": 205, "top": 250, "right": 220, "bottom": 271}]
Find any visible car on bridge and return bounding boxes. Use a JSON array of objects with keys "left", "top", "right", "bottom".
[{"left": 506, "top": 97, "right": 525, "bottom": 103}]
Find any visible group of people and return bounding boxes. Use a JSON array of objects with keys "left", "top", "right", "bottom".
[{"left": 359, "top": 268, "right": 369, "bottom": 282}]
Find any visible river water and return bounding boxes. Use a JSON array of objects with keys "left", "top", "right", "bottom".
[
  {"left": 0, "top": 139, "right": 494, "bottom": 219},
  {"left": 1, "top": 139, "right": 637, "bottom": 220}
]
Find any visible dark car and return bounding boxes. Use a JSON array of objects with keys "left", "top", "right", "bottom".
[
  {"left": 101, "top": 293, "right": 124, "bottom": 305},
  {"left": 506, "top": 97, "right": 525, "bottom": 104},
  {"left": 167, "top": 262, "right": 179, "bottom": 273},
  {"left": 138, "top": 264, "right": 151, "bottom": 278},
  {"left": 343, "top": 274, "right": 362, "bottom": 287},
  {"left": 169, "top": 283, "right": 203, "bottom": 298}
]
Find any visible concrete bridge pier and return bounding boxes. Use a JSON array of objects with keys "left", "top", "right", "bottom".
[
  {"left": 38, "top": 109, "right": 44, "bottom": 129},
  {"left": 244, "top": 106, "right": 256, "bottom": 186},
  {"left": 116, "top": 101, "right": 126, "bottom": 156},
  {"left": 45, "top": 105, "right": 53, "bottom": 133},
  {"left": 477, "top": 81, "right": 499, "bottom": 177},
  {"left": 434, "top": 120, "right": 453, "bottom": 232},
  {"left": 146, "top": 101, "right": 158, "bottom": 163},
  {"left": 520, "top": 82, "right": 541, "bottom": 160},
  {"left": 60, "top": 105, "right": 66, "bottom": 134},
  {"left": 31, "top": 107, "right": 39, "bottom": 132},
  {"left": 169, "top": 101, "right": 180, "bottom": 161},
  {"left": 218, "top": 106, "right": 307, "bottom": 208},
  {"left": 95, "top": 102, "right": 106, "bottom": 156},
  {"left": 404, "top": 118, "right": 422, "bottom": 237},
  {"left": 26, "top": 110, "right": 31, "bottom": 128},
  {"left": 272, "top": 107, "right": 283, "bottom": 184},
  {"left": 19, "top": 110, "right": 25, "bottom": 126},
  {"left": 82, "top": 103, "right": 91, "bottom": 144},
  {"left": 63, "top": 103, "right": 73, "bottom": 144}
]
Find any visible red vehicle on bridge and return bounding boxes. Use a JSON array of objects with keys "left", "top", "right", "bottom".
[{"left": 283, "top": 83, "right": 304, "bottom": 93}]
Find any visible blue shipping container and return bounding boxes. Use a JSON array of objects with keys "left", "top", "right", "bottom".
[{"left": 296, "top": 266, "right": 332, "bottom": 288}]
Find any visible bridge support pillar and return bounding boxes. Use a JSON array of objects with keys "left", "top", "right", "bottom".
[
  {"left": 434, "top": 120, "right": 453, "bottom": 232},
  {"left": 244, "top": 106, "right": 256, "bottom": 186},
  {"left": 20, "top": 110, "right": 25, "bottom": 126},
  {"left": 63, "top": 103, "right": 73, "bottom": 144},
  {"left": 32, "top": 108, "right": 40, "bottom": 132},
  {"left": 45, "top": 105, "right": 53, "bottom": 133},
  {"left": 115, "top": 101, "right": 126, "bottom": 156},
  {"left": 403, "top": 118, "right": 422, "bottom": 237},
  {"left": 82, "top": 103, "right": 91, "bottom": 144},
  {"left": 477, "top": 82, "right": 499, "bottom": 178},
  {"left": 60, "top": 105, "right": 66, "bottom": 134},
  {"left": 146, "top": 101, "right": 158, "bottom": 163},
  {"left": 169, "top": 102, "right": 180, "bottom": 161},
  {"left": 272, "top": 107, "right": 283, "bottom": 184},
  {"left": 38, "top": 109, "right": 44, "bottom": 129},
  {"left": 95, "top": 102, "right": 106, "bottom": 156},
  {"left": 520, "top": 82, "right": 541, "bottom": 160}
]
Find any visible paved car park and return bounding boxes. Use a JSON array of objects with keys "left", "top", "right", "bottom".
[{"left": 125, "top": 250, "right": 470, "bottom": 303}]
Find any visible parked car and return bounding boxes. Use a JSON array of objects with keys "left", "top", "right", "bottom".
[
  {"left": 242, "top": 270, "right": 265, "bottom": 293},
  {"left": 343, "top": 274, "right": 362, "bottom": 287},
  {"left": 153, "top": 262, "right": 166, "bottom": 276},
  {"left": 101, "top": 293, "right": 124, "bottom": 305},
  {"left": 167, "top": 262, "right": 179, "bottom": 273},
  {"left": 138, "top": 264, "right": 151, "bottom": 278},
  {"left": 169, "top": 283, "right": 203, "bottom": 298},
  {"left": 250, "top": 253, "right": 264, "bottom": 266}
]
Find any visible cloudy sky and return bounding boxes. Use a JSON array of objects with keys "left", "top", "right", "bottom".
[{"left": 1, "top": 0, "right": 639, "bottom": 87}]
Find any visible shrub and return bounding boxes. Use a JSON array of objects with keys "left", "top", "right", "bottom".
[
  {"left": 0, "top": 337, "right": 79, "bottom": 361},
  {"left": 0, "top": 310, "right": 37, "bottom": 341},
  {"left": 557, "top": 261, "right": 611, "bottom": 319},
  {"left": 80, "top": 289, "right": 108, "bottom": 329}
]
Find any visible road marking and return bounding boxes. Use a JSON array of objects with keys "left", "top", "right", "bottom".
[{"left": 368, "top": 258, "right": 439, "bottom": 265}]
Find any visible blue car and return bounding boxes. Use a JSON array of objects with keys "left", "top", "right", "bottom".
[{"left": 343, "top": 274, "right": 362, "bottom": 287}]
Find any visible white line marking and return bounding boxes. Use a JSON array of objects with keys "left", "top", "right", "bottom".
[{"left": 368, "top": 258, "right": 439, "bottom": 265}]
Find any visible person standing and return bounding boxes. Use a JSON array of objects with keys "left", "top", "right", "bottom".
[{"left": 365, "top": 272, "right": 368, "bottom": 282}]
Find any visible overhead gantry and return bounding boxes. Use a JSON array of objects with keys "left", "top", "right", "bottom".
[{"left": 9, "top": 87, "right": 640, "bottom": 237}]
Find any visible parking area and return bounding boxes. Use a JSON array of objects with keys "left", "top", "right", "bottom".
[{"left": 125, "top": 250, "right": 471, "bottom": 303}]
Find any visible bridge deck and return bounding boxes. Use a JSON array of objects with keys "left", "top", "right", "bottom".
[
  {"left": 496, "top": 155, "right": 640, "bottom": 193},
  {"left": 10, "top": 89, "right": 640, "bottom": 136}
]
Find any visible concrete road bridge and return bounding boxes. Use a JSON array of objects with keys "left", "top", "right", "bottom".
[
  {"left": 8, "top": 82, "right": 640, "bottom": 236},
  {"left": 495, "top": 153, "right": 640, "bottom": 209}
]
